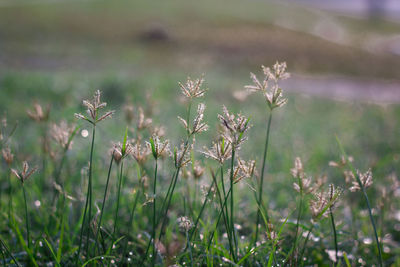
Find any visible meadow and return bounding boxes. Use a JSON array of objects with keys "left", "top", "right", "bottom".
[{"left": 1, "top": 0, "right": 400, "bottom": 266}]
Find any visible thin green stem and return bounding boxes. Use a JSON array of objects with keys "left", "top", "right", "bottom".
[
  {"left": 152, "top": 159, "right": 158, "bottom": 267},
  {"left": 86, "top": 126, "right": 96, "bottom": 257},
  {"left": 22, "top": 184, "right": 30, "bottom": 249},
  {"left": 336, "top": 136, "right": 383, "bottom": 267},
  {"left": 7, "top": 169, "right": 12, "bottom": 225},
  {"left": 208, "top": 170, "right": 236, "bottom": 262},
  {"left": 362, "top": 187, "right": 383, "bottom": 267},
  {"left": 113, "top": 161, "right": 124, "bottom": 238},
  {"left": 255, "top": 112, "right": 272, "bottom": 245},
  {"left": 292, "top": 187, "right": 303, "bottom": 263},
  {"left": 229, "top": 148, "right": 237, "bottom": 259},
  {"left": 330, "top": 207, "right": 338, "bottom": 262},
  {"left": 0, "top": 236, "right": 21, "bottom": 267},
  {"left": 186, "top": 231, "right": 194, "bottom": 267},
  {"left": 76, "top": 125, "right": 96, "bottom": 264},
  {"left": 94, "top": 155, "right": 114, "bottom": 253},
  {"left": 300, "top": 223, "right": 315, "bottom": 266}
]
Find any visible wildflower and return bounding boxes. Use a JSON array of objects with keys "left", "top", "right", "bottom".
[
  {"left": 178, "top": 103, "right": 209, "bottom": 135},
  {"left": 74, "top": 90, "right": 115, "bottom": 125},
  {"left": 2, "top": 147, "right": 14, "bottom": 166},
  {"left": 50, "top": 121, "right": 76, "bottom": 150},
  {"left": 291, "top": 157, "right": 314, "bottom": 194},
  {"left": 177, "top": 216, "right": 193, "bottom": 232},
  {"left": 192, "top": 161, "right": 205, "bottom": 179},
  {"left": 349, "top": 169, "right": 373, "bottom": 192},
  {"left": 179, "top": 75, "right": 206, "bottom": 99},
  {"left": 201, "top": 137, "right": 232, "bottom": 164},
  {"left": 27, "top": 103, "right": 50, "bottom": 122},
  {"left": 111, "top": 141, "right": 133, "bottom": 164},
  {"left": 11, "top": 161, "right": 37, "bottom": 183},
  {"left": 137, "top": 107, "right": 152, "bottom": 131},
  {"left": 218, "top": 106, "right": 250, "bottom": 149},
  {"left": 147, "top": 134, "right": 170, "bottom": 159},
  {"left": 131, "top": 139, "right": 151, "bottom": 165},
  {"left": 245, "top": 62, "right": 289, "bottom": 110}
]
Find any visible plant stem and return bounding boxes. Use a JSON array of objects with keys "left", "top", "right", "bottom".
[
  {"left": 152, "top": 159, "right": 158, "bottom": 267},
  {"left": 362, "top": 186, "right": 383, "bottom": 267},
  {"left": 229, "top": 148, "right": 237, "bottom": 259},
  {"left": 86, "top": 126, "right": 96, "bottom": 257},
  {"left": 186, "top": 231, "right": 194, "bottom": 267},
  {"left": 329, "top": 206, "right": 338, "bottom": 263},
  {"left": 208, "top": 170, "right": 236, "bottom": 261},
  {"left": 76, "top": 125, "right": 96, "bottom": 264},
  {"left": 113, "top": 161, "right": 124, "bottom": 238},
  {"left": 94, "top": 155, "right": 114, "bottom": 253},
  {"left": 292, "top": 185, "right": 303, "bottom": 263},
  {"left": 255, "top": 112, "right": 272, "bottom": 245},
  {"left": 7, "top": 169, "right": 12, "bottom": 225},
  {"left": 22, "top": 184, "right": 30, "bottom": 249},
  {"left": 299, "top": 223, "right": 315, "bottom": 266}
]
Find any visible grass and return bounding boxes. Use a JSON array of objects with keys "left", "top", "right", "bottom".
[
  {"left": 1, "top": 0, "right": 400, "bottom": 265},
  {"left": 0, "top": 64, "right": 399, "bottom": 265}
]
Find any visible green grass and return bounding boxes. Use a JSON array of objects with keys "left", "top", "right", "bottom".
[
  {"left": 1, "top": 0, "right": 400, "bottom": 265},
  {"left": 0, "top": 69, "right": 400, "bottom": 265}
]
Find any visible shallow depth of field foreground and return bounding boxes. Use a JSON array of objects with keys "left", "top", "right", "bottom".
[{"left": 1, "top": 0, "right": 400, "bottom": 266}]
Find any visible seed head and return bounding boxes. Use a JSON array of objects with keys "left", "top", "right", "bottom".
[
  {"left": 218, "top": 106, "right": 250, "bottom": 150},
  {"left": 2, "top": 147, "right": 14, "bottom": 166},
  {"left": 291, "top": 157, "right": 314, "bottom": 194},
  {"left": 245, "top": 62, "right": 289, "bottom": 110},
  {"left": 123, "top": 103, "right": 135, "bottom": 124},
  {"left": 192, "top": 161, "right": 205, "bottom": 179},
  {"left": 27, "top": 103, "right": 50, "bottom": 122},
  {"left": 178, "top": 103, "right": 209, "bottom": 135},
  {"left": 201, "top": 137, "right": 232, "bottom": 164},
  {"left": 147, "top": 134, "right": 170, "bottom": 159},
  {"left": 179, "top": 75, "right": 207, "bottom": 99},
  {"left": 350, "top": 169, "right": 373, "bottom": 192},
  {"left": 131, "top": 138, "right": 151, "bottom": 165},
  {"left": 231, "top": 157, "right": 256, "bottom": 184},
  {"left": 50, "top": 121, "right": 76, "bottom": 150},
  {"left": 74, "top": 90, "right": 115, "bottom": 125},
  {"left": 11, "top": 161, "right": 37, "bottom": 183},
  {"left": 174, "top": 141, "right": 193, "bottom": 168},
  {"left": 310, "top": 184, "right": 341, "bottom": 221},
  {"left": 137, "top": 106, "right": 152, "bottom": 131},
  {"left": 177, "top": 216, "right": 193, "bottom": 232},
  {"left": 111, "top": 140, "right": 133, "bottom": 164}
]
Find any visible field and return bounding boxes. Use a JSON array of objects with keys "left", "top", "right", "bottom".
[{"left": 1, "top": 0, "right": 400, "bottom": 266}]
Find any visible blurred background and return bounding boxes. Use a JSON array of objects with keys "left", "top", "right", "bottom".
[{"left": 1, "top": 0, "right": 400, "bottom": 172}]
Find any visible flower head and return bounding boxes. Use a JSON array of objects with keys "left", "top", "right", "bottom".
[
  {"left": 245, "top": 62, "right": 289, "bottom": 110},
  {"left": 74, "top": 90, "right": 115, "bottom": 125},
  {"left": 231, "top": 157, "right": 256, "bottom": 184},
  {"left": 218, "top": 106, "right": 251, "bottom": 150},
  {"left": 291, "top": 157, "right": 314, "bottom": 194},
  {"left": 179, "top": 75, "right": 207, "bottom": 99},
  {"left": 201, "top": 137, "right": 232, "bottom": 164},
  {"left": 50, "top": 121, "right": 77, "bottom": 150},
  {"left": 177, "top": 216, "right": 193, "bottom": 232},
  {"left": 310, "top": 184, "right": 341, "bottom": 221},
  {"left": 174, "top": 141, "right": 193, "bottom": 168},
  {"left": 137, "top": 106, "right": 152, "bottom": 131},
  {"left": 111, "top": 141, "right": 133, "bottom": 164},
  {"left": 349, "top": 169, "right": 373, "bottom": 192},
  {"left": 27, "top": 103, "right": 50, "bottom": 122},
  {"left": 11, "top": 161, "right": 37, "bottom": 183},
  {"left": 2, "top": 147, "right": 14, "bottom": 166},
  {"left": 131, "top": 138, "right": 151, "bottom": 165},
  {"left": 192, "top": 161, "right": 205, "bottom": 179},
  {"left": 178, "top": 103, "right": 209, "bottom": 135},
  {"left": 147, "top": 134, "right": 170, "bottom": 159}
]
